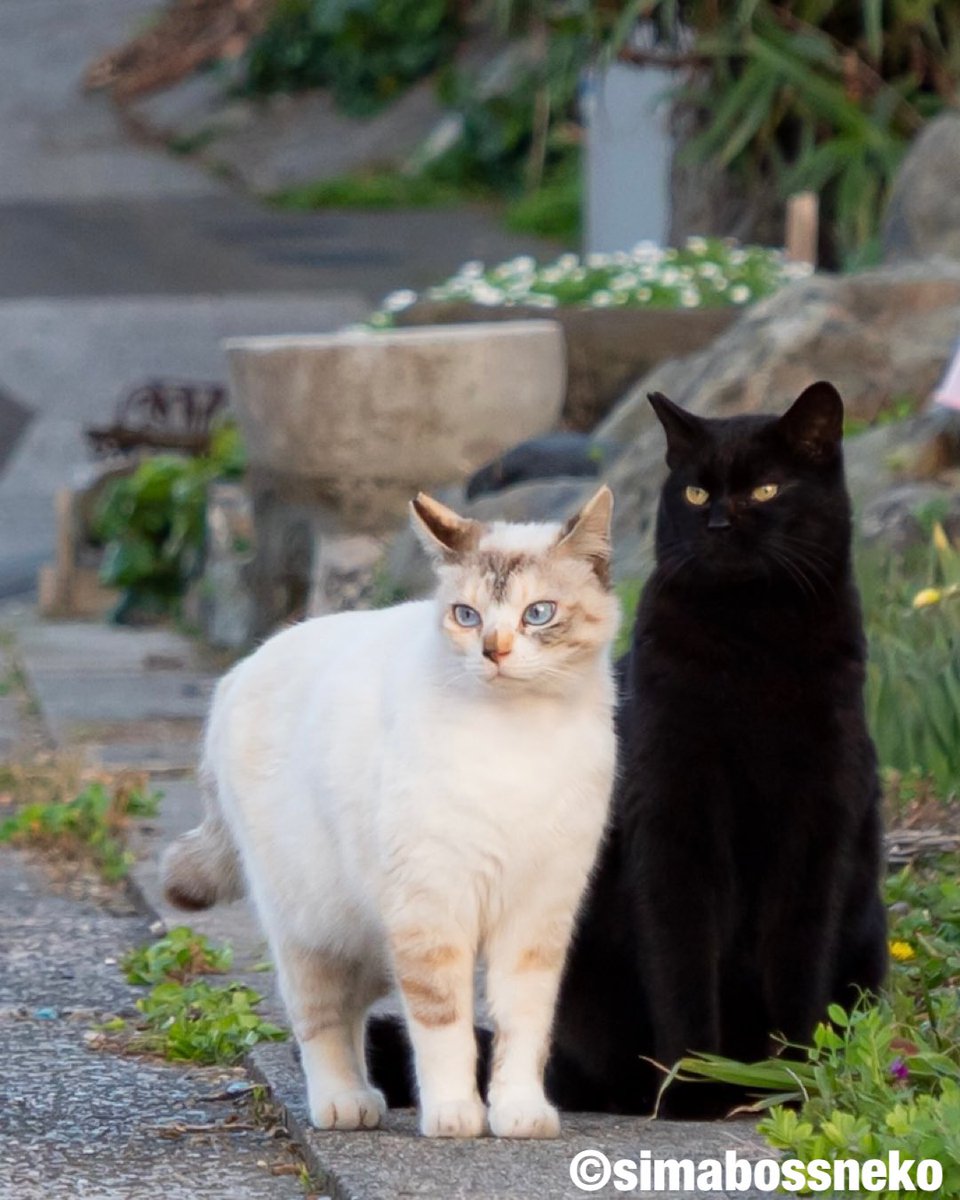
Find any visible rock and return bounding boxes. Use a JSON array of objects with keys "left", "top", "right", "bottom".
[
  {"left": 884, "top": 115, "right": 960, "bottom": 263},
  {"left": 859, "top": 482, "right": 960, "bottom": 553},
  {"left": 465, "top": 433, "right": 617, "bottom": 500},
  {"left": 607, "top": 260, "right": 960, "bottom": 437},
  {"left": 0, "top": 383, "right": 33, "bottom": 472},
  {"left": 397, "top": 302, "right": 737, "bottom": 431},
  {"left": 307, "top": 531, "right": 385, "bottom": 617},
  {"left": 128, "top": 78, "right": 446, "bottom": 196},
  {"left": 185, "top": 481, "right": 258, "bottom": 650}
]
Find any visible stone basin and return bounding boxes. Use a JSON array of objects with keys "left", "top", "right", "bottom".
[
  {"left": 395, "top": 302, "right": 738, "bottom": 430},
  {"left": 223, "top": 321, "right": 567, "bottom": 534}
]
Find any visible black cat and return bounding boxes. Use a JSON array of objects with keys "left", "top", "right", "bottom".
[
  {"left": 368, "top": 382, "right": 887, "bottom": 1118},
  {"left": 546, "top": 381, "right": 887, "bottom": 1117}
]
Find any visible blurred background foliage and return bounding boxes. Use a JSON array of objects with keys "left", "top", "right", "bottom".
[
  {"left": 859, "top": 520, "right": 960, "bottom": 806},
  {"left": 246, "top": 0, "right": 960, "bottom": 262},
  {"left": 244, "top": 0, "right": 461, "bottom": 114}
]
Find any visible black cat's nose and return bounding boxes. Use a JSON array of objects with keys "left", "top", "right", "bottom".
[{"left": 707, "top": 504, "right": 732, "bottom": 531}]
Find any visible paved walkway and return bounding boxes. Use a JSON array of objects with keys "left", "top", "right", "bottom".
[
  {"left": 0, "top": 605, "right": 770, "bottom": 1199},
  {"left": 0, "top": 854, "right": 308, "bottom": 1200},
  {"left": 0, "top": 612, "right": 305, "bottom": 1200}
]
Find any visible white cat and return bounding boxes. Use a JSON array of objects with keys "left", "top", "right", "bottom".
[{"left": 162, "top": 487, "right": 619, "bottom": 1139}]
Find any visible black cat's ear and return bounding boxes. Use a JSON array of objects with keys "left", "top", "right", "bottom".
[
  {"left": 410, "top": 493, "right": 480, "bottom": 562},
  {"left": 556, "top": 485, "right": 614, "bottom": 587},
  {"left": 647, "top": 392, "right": 707, "bottom": 466},
  {"left": 778, "top": 382, "right": 844, "bottom": 461}
]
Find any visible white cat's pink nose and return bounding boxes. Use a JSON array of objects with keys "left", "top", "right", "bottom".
[{"left": 483, "top": 631, "right": 514, "bottom": 662}]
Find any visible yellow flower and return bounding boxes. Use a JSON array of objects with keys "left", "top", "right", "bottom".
[
  {"left": 912, "top": 588, "right": 942, "bottom": 610},
  {"left": 889, "top": 940, "right": 915, "bottom": 962},
  {"left": 932, "top": 522, "right": 950, "bottom": 553}
]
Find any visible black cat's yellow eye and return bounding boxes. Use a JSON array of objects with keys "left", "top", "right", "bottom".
[
  {"left": 684, "top": 486, "right": 709, "bottom": 507},
  {"left": 751, "top": 484, "right": 780, "bottom": 503}
]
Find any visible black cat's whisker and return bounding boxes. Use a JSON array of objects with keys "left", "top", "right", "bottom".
[
  {"left": 776, "top": 534, "right": 842, "bottom": 572},
  {"left": 773, "top": 541, "right": 839, "bottom": 597},
  {"left": 782, "top": 553, "right": 825, "bottom": 600},
  {"left": 767, "top": 546, "right": 819, "bottom": 592},
  {"left": 650, "top": 546, "right": 696, "bottom": 593},
  {"left": 765, "top": 547, "right": 819, "bottom": 600}
]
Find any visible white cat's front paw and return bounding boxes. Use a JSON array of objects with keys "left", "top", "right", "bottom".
[
  {"left": 420, "top": 1097, "right": 487, "bottom": 1138},
  {"left": 488, "top": 1091, "right": 560, "bottom": 1139},
  {"left": 310, "top": 1087, "right": 386, "bottom": 1131}
]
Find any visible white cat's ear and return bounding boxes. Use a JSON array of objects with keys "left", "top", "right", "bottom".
[
  {"left": 556, "top": 485, "right": 614, "bottom": 586},
  {"left": 410, "top": 493, "right": 480, "bottom": 562},
  {"left": 779, "top": 381, "right": 844, "bottom": 461}
]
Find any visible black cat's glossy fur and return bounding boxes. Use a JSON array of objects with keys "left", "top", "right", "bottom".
[
  {"left": 546, "top": 382, "right": 887, "bottom": 1117},
  {"left": 368, "top": 383, "right": 887, "bottom": 1118}
]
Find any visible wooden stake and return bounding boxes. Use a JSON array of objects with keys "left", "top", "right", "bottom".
[{"left": 785, "top": 192, "right": 819, "bottom": 268}]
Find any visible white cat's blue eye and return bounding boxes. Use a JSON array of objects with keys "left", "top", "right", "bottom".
[
  {"left": 452, "top": 604, "right": 481, "bottom": 628},
  {"left": 523, "top": 601, "right": 557, "bottom": 627}
]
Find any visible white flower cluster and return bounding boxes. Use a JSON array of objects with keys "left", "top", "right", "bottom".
[{"left": 370, "top": 238, "right": 813, "bottom": 327}]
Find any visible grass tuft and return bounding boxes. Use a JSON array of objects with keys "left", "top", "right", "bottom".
[
  {"left": 122, "top": 926, "right": 233, "bottom": 985},
  {"left": 0, "top": 768, "right": 160, "bottom": 882},
  {"left": 101, "top": 927, "right": 287, "bottom": 1065},
  {"left": 271, "top": 168, "right": 486, "bottom": 211},
  {"left": 121, "top": 979, "right": 287, "bottom": 1064}
]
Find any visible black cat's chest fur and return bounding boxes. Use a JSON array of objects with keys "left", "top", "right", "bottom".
[
  {"left": 546, "top": 384, "right": 888, "bottom": 1118},
  {"left": 624, "top": 587, "right": 860, "bottom": 925}
]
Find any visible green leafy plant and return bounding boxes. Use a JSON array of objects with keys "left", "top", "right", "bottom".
[
  {"left": 104, "top": 928, "right": 287, "bottom": 1064},
  {"left": 0, "top": 776, "right": 160, "bottom": 882},
  {"left": 499, "top": 1, "right": 960, "bottom": 264},
  {"left": 94, "top": 423, "right": 247, "bottom": 620},
  {"left": 114, "top": 979, "right": 287, "bottom": 1064},
  {"left": 627, "top": 1, "right": 960, "bottom": 266},
  {"left": 122, "top": 926, "right": 234, "bottom": 985},
  {"left": 244, "top": 0, "right": 459, "bottom": 115},
  {"left": 671, "top": 855, "right": 960, "bottom": 1194}
]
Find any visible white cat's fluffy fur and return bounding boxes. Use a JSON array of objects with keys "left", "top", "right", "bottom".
[{"left": 163, "top": 487, "right": 619, "bottom": 1139}]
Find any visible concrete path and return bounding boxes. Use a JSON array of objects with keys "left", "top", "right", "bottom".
[
  {"left": 0, "top": 607, "right": 771, "bottom": 1199},
  {"left": 0, "top": 611, "right": 311, "bottom": 1200},
  {"left": 0, "top": 853, "right": 309, "bottom": 1200},
  {"left": 0, "top": 0, "right": 219, "bottom": 204}
]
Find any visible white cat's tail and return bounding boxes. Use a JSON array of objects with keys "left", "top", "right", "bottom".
[{"left": 161, "top": 763, "right": 244, "bottom": 911}]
